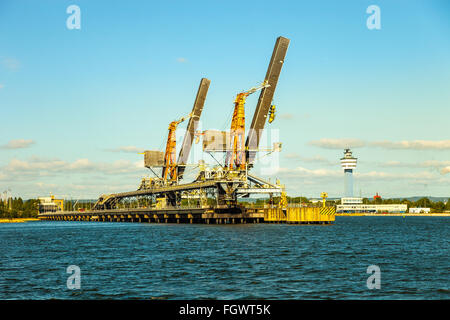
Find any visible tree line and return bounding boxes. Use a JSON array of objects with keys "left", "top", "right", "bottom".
[
  {"left": 358, "top": 197, "right": 450, "bottom": 212},
  {"left": 243, "top": 196, "right": 450, "bottom": 212},
  {"left": 1, "top": 195, "right": 449, "bottom": 218},
  {"left": 0, "top": 198, "right": 40, "bottom": 219}
]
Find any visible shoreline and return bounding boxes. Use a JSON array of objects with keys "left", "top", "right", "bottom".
[
  {"left": 336, "top": 213, "right": 450, "bottom": 217},
  {"left": 0, "top": 218, "right": 40, "bottom": 224},
  {"left": 2, "top": 215, "right": 448, "bottom": 223}
]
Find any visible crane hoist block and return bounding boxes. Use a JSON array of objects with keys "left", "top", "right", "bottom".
[{"left": 268, "top": 105, "right": 276, "bottom": 123}]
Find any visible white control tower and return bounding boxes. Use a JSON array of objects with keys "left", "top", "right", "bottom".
[{"left": 340, "top": 149, "right": 357, "bottom": 197}]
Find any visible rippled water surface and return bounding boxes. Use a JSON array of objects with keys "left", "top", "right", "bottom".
[{"left": 0, "top": 217, "right": 448, "bottom": 299}]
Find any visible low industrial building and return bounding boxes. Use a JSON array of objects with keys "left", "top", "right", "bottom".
[
  {"left": 409, "top": 207, "right": 431, "bottom": 214},
  {"left": 337, "top": 197, "right": 407, "bottom": 214},
  {"left": 38, "top": 195, "right": 64, "bottom": 214}
]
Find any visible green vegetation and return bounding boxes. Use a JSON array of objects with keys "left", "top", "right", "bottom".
[
  {"left": 1, "top": 195, "right": 448, "bottom": 217},
  {"left": 64, "top": 200, "right": 97, "bottom": 211},
  {"left": 361, "top": 197, "right": 450, "bottom": 213},
  {"left": 0, "top": 198, "right": 40, "bottom": 219},
  {"left": 241, "top": 196, "right": 450, "bottom": 212}
]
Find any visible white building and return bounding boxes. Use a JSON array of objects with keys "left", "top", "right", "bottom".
[
  {"left": 38, "top": 195, "right": 64, "bottom": 213},
  {"left": 337, "top": 197, "right": 407, "bottom": 213},
  {"left": 341, "top": 197, "right": 363, "bottom": 205},
  {"left": 409, "top": 207, "right": 431, "bottom": 214}
]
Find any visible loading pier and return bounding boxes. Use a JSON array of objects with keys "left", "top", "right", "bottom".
[
  {"left": 38, "top": 36, "right": 336, "bottom": 225},
  {"left": 39, "top": 206, "right": 335, "bottom": 224}
]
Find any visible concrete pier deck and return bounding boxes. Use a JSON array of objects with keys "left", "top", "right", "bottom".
[{"left": 38, "top": 206, "right": 336, "bottom": 224}]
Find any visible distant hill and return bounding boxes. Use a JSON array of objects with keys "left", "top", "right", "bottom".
[
  {"left": 242, "top": 196, "right": 450, "bottom": 203},
  {"left": 390, "top": 196, "right": 449, "bottom": 202},
  {"left": 325, "top": 196, "right": 449, "bottom": 202},
  {"left": 29, "top": 196, "right": 449, "bottom": 203}
]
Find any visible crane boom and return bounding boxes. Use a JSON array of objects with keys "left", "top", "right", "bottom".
[
  {"left": 245, "top": 36, "right": 290, "bottom": 166},
  {"left": 177, "top": 78, "right": 210, "bottom": 180},
  {"left": 162, "top": 113, "right": 191, "bottom": 181},
  {"left": 226, "top": 81, "right": 269, "bottom": 170}
]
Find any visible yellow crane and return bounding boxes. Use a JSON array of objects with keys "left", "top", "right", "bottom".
[
  {"left": 162, "top": 113, "right": 192, "bottom": 181},
  {"left": 226, "top": 81, "right": 270, "bottom": 170}
]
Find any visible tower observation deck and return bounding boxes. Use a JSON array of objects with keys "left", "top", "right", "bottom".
[{"left": 340, "top": 149, "right": 357, "bottom": 197}]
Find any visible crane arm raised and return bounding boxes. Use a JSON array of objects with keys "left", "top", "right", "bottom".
[
  {"left": 245, "top": 36, "right": 290, "bottom": 166},
  {"left": 177, "top": 78, "right": 210, "bottom": 180}
]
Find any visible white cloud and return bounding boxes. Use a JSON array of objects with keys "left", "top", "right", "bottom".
[
  {"left": 356, "top": 170, "right": 436, "bottom": 180},
  {"left": 308, "top": 138, "right": 366, "bottom": 149},
  {"left": 308, "top": 139, "right": 450, "bottom": 151},
  {"left": 272, "top": 165, "right": 445, "bottom": 184},
  {"left": 0, "top": 157, "right": 146, "bottom": 181},
  {"left": 106, "top": 146, "right": 145, "bottom": 153},
  {"left": 381, "top": 160, "right": 450, "bottom": 169},
  {"left": 279, "top": 113, "right": 310, "bottom": 120},
  {"left": 275, "top": 166, "right": 342, "bottom": 178},
  {"left": 369, "top": 140, "right": 450, "bottom": 150},
  {"left": 441, "top": 166, "right": 450, "bottom": 175},
  {"left": 422, "top": 160, "right": 450, "bottom": 167},
  {"left": 1, "top": 139, "right": 35, "bottom": 149},
  {"left": 0, "top": 156, "right": 149, "bottom": 198},
  {"left": 284, "top": 152, "right": 301, "bottom": 159},
  {"left": 35, "top": 182, "right": 57, "bottom": 189},
  {"left": 279, "top": 113, "right": 294, "bottom": 120},
  {"left": 2, "top": 57, "right": 20, "bottom": 71},
  {"left": 67, "top": 158, "right": 96, "bottom": 171},
  {"left": 382, "top": 160, "right": 403, "bottom": 167},
  {"left": 176, "top": 57, "right": 187, "bottom": 63},
  {"left": 7, "top": 158, "right": 65, "bottom": 171},
  {"left": 284, "top": 153, "right": 335, "bottom": 166}
]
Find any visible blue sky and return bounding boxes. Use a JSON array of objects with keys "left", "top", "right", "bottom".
[{"left": 1, "top": 0, "right": 449, "bottom": 199}]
